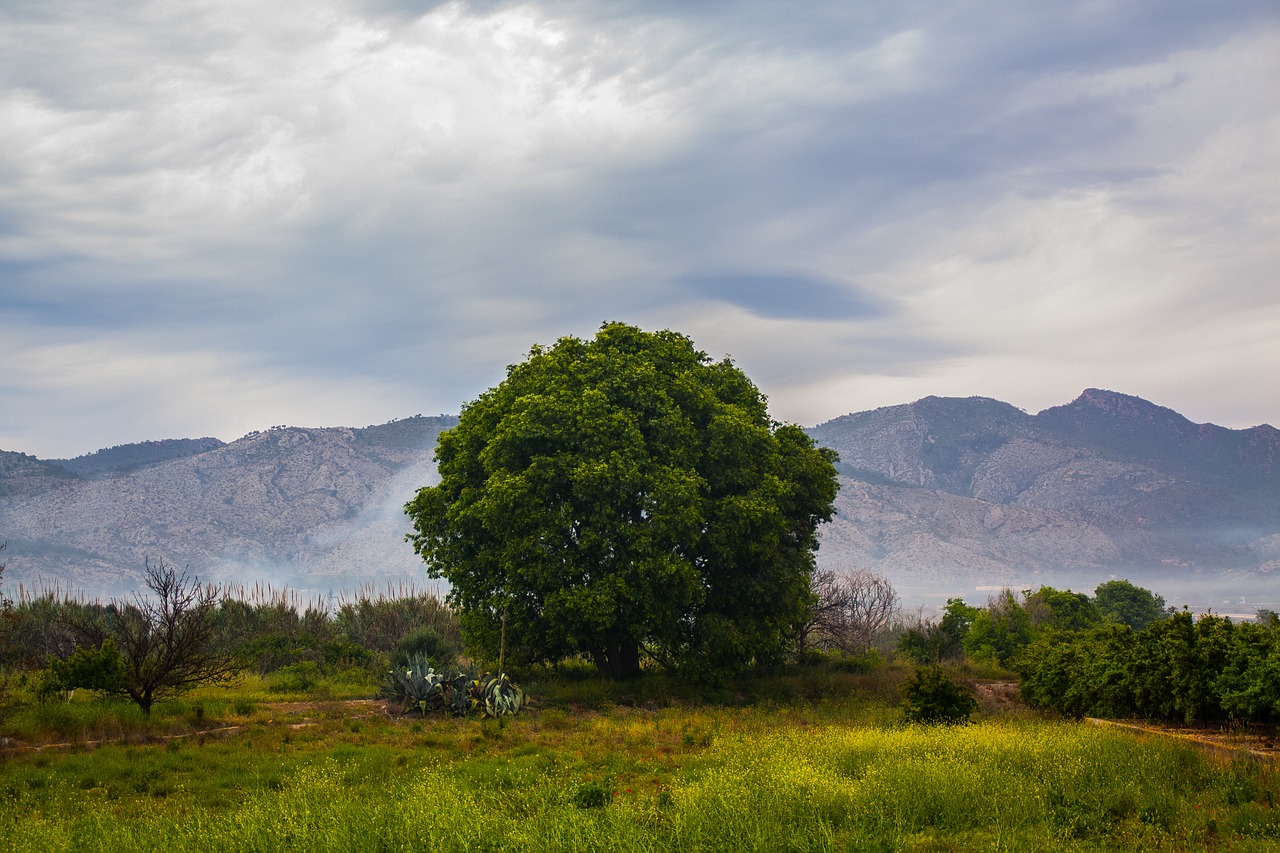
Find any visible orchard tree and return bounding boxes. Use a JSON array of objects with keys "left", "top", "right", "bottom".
[
  {"left": 1094, "top": 579, "right": 1169, "bottom": 631},
  {"left": 406, "top": 323, "right": 839, "bottom": 678}
]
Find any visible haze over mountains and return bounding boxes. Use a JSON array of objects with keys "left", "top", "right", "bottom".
[{"left": 1, "top": 391, "right": 1276, "bottom": 609}]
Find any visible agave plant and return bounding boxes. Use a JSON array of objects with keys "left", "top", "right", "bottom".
[
  {"left": 479, "top": 672, "right": 526, "bottom": 718},
  {"left": 383, "top": 657, "right": 527, "bottom": 718},
  {"left": 440, "top": 665, "right": 479, "bottom": 717},
  {"left": 382, "top": 653, "right": 444, "bottom": 716}
]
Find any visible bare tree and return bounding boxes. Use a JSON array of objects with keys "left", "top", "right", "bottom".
[
  {"left": 65, "top": 559, "right": 238, "bottom": 715},
  {"left": 803, "top": 568, "right": 900, "bottom": 654}
]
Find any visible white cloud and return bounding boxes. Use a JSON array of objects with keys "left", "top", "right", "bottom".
[
  {"left": 1, "top": 1, "right": 1278, "bottom": 454},
  {"left": 0, "top": 326, "right": 411, "bottom": 457}
]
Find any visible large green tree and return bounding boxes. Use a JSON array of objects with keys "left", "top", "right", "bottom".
[
  {"left": 405, "top": 323, "right": 839, "bottom": 678},
  {"left": 1094, "top": 579, "right": 1169, "bottom": 631}
]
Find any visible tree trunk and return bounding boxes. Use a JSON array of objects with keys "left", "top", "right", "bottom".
[{"left": 590, "top": 640, "right": 641, "bottom": 679}]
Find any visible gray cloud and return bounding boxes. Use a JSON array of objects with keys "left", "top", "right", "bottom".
[
  {"left": 680, "top": 273, "right": 888, "bottom": 321},
  {"left": 1, "top": 0, "right": 1277, "bottom": 456}
]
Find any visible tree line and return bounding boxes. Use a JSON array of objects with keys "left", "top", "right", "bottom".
[
  {"left": 894, "top": 576, "right": 1280, "bottom": 724},
  {"left": 1013, "top": 609, "right": 1280, "bottom": 723}
]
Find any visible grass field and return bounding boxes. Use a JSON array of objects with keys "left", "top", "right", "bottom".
[{"left": 2, "top": 667, "right": 1277, "bottom": 852}]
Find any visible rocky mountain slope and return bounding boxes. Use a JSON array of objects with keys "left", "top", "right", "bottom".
[
  {"left": 1, "top": 391, "right": 1275, "bottom": 602},
  {"left": 810, "top": 389, "right": 1279, "bottom": 601},
  {"left": 0, "top": 417, "right": 456, "bottom": 595}
]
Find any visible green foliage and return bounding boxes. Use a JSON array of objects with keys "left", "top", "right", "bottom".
[
  {"left": 1095, "top": 579, "right": 1170, "bottom": 630},
  {"left": 0, "top": 542, "right": 15, "bottom": 710},
  {"left": 1024, "top": 585, "right": 1102, "bottom": 632},
  {"left": 48, "top": 639, "right": 127, "bottom": 695},
  {"left": 266, "top": 661, "right": 322, "bottom": 694},
  {"left": 334, "top": 589, "right": 460, "bottom": 657},
  {"left": 896, "top": 598, "right": 976, "bottom": 664},
  {"left": 1013, "top": 611, "right": 1280, "bottom": 723},
  {"left": 570, "top": 781, "right": 612, "bottom": 809},
  {"left": 900, "top": 665, "right": 978, "bottom": 724},
  {"left": 964, "top": 590, "right": 1034, "bottom": 665},
  {"left": 406, "top": 322, "right": 839, "bottom": 678},
  {"left": 392, "top": 624, "right": 456, "bottom": 669},
  {"left": 214, "top": 586, "right": 457, "bottom": 678}
]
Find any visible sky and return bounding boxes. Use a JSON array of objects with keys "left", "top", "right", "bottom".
[{"left": 2, "top": 0, "right": 1278, "bottom": 459}]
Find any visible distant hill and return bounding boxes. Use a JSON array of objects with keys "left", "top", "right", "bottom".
[
  {"left": 809, "top": 389, "right": 1279, "bottom": 602},
  {"left": 1, "top": 394, "right": 1276, "bottom": 605},
  {"left": 51, "top": 438, "right": 227, "bottom": 478},
  {"left": 0, "top": 417, "right": 456, "bottom": 595}
]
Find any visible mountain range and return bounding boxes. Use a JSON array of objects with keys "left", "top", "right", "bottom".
[{"left": 1, "top": 390, "right": 1276, "bottom": 607}]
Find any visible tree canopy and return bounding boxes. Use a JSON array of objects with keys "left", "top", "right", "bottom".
[
  {"left": 405, "top": 323, "right": 840, "bottom": 678},
  {"left": 1094, "top": 579, "right": 1169, "bottom": 630}
]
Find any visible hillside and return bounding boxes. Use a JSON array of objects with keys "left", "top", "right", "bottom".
[
  {"left": 810, "top": 390, "right": 1280, "bottom": 602},
  {"left": 1, "top": 392, "right": 1276, "bottom": 603},
  {"left": 0, "top": 417, "right": 456, "bottom": 595}
]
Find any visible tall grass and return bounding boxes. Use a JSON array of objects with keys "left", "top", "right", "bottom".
[{"left": 3, "top": 717, "right": 1276, "bottom": 852}]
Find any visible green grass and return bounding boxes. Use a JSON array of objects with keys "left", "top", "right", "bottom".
[{"left": 1, "top": 668, "right": 1277, "bottom": 851}]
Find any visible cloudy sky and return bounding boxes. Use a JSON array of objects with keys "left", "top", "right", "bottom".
[{"left": 2, "top": 0, "right": 1277, "bottom": 459}]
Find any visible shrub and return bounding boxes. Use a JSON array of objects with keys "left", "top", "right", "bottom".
[
  {"left": 900, "top": 666, "right": 977, "bottom": 724},
  {"left": 571, "top": 781, "right": 612, "bottom": 809},
  {"left": 392, "top": 625, "right": 457, "bottom": 669}
]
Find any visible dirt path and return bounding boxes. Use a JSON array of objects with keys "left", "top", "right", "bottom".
[{"left": 1086, "top": 717, "right": 1278, "bottom": 763}]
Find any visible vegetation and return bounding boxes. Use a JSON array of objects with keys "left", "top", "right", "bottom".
[
  {"left": 898, "top": 581, "right": 1172, "bottom": 669},
  {"left": 0, "top": 668, "right": 1277, "bottom": 852},
  {"left": 1015, "top": 610, "right": 1280, "bottom": 723},
  {"left": 900, "top": 665, "right": 978, "bottom": 724},
  {"left": 1, "top": 564, "right": 1279, "bottom": 851},
  {"left": 52, "top": 560, "right": 238, "bottom": 715},
  {"left": 1094, "top": 578, "right": 1172, "bottom": 630},
  {"left": 406, "top": 322, "right": 839, "bottom": 679},
  {"left": 2, "top": 579, "right": 462, "bottom": 725},
  {"left": 381, "top": 654, "right": 526, "bottom": 718},
  {"left": 0, "top": 542, "right": 16, "bottom": 709}
]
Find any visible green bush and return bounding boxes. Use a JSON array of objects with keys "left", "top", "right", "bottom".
[
  {"left": 392, "top": 625, "right": 457, "bottom": 669},
  {"left": 900, "top": 666, "right": 977, "bottom": 724},
  {"left": 571, "top": 781, "right": 612, "bottom": 809},
  {"left": 266, "top": 661, "right": 321, "bottom": 694}
]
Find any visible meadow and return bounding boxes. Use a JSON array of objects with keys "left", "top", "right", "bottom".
[{"left": 2, "top": 666, "right": 1278, "bottom": 852}]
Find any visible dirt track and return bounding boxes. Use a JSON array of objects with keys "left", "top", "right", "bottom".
[{"left": 1086, "top": 717, "right": 1278, "bottom": 763}]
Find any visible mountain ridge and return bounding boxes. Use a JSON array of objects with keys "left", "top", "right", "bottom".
[{"left": 1, "top": 393, "right": 1275, "bottom": 603}]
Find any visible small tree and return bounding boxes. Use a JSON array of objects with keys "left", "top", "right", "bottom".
[
  {"left": 1024, "top": 585, "right": 1101, "bottom": 632},
  {"left": 964, "top": 589, "right": 1035, "bottom": 665},
  {"left": 63, "top": 559, "right": 238, "bottom": 715},
  {"left": 803, "top": 568, "right": 899, "bottom": 655}
]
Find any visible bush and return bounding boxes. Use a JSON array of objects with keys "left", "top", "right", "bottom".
[
  {"left": 392, "top": 625, "right": 457, "bottom": 669},
  {"left": 267, "top": 661, "right": 322, "bottom": 694},
  {"left": 901, "top": 666, "right": 977, "bottom": 724},
  {"left": 572, "top": 782, "right": 612, "bottom": 809}
]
